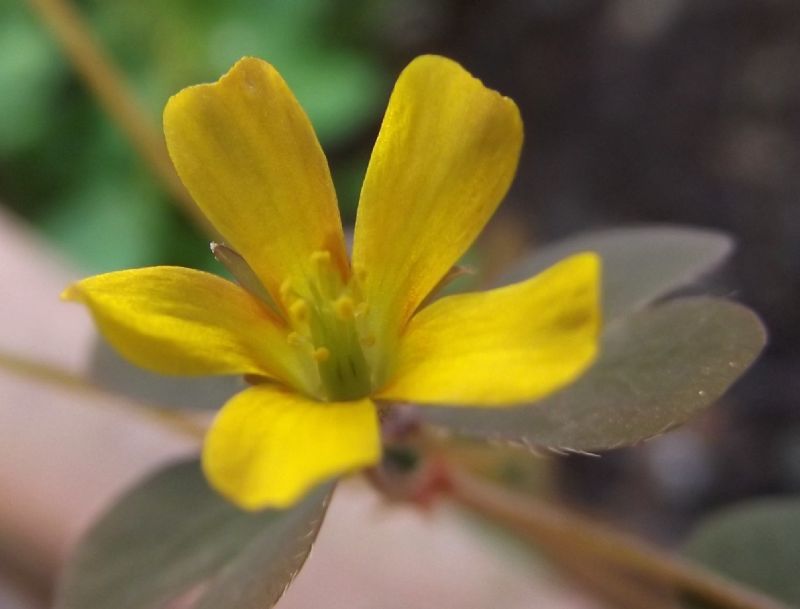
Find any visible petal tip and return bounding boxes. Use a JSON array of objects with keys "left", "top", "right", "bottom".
[
  {"left": 557, "top": 250, "right": 603, "bottom": 286},
  {"left": 60, "top": 283, "right": 81, "bottom": 302},
  {"left": 163, "top": 56, "right": 279, "bottom": 126},
  {"left": 579, "top": 250, "right": 603, "bottom": 273},
  {"left": 405, "top": 54, "right": 517, "bottom": 101},
  {"left": 201, "top": 389, "right": 381, "bottom": 512},
  {"left": 402, "top": 55, "right": 525, "bottom": 159}
]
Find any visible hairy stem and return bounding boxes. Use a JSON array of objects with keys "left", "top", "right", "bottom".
[{"left": 448, "top": 466, "right": 789, "bottom": 609}]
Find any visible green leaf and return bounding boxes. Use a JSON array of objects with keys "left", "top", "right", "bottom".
[
  {"left": 501, "top": 226, "right": 733, "bottom": 322},
  {"left": 422, "top": 298, "right": 766, "bottom": 451},
  {"left": 683, "top": 498, "right": 800, "bottom": 607},
  {"left": 56, "top": 459, "right": 331, "bottom": 609}
]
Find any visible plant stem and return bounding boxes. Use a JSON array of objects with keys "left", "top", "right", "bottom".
[
  {"left": 0, "top": 349, "right": 207, "bottom": 441},
  {"left": 25, "top": 0, "right": 216, "bottom": 238},
  {"left": 447, "top": 466, "right": 789, "bottom": 609},
  {"left": 544, "top": 543, "right": 679, "bottom": 609}
]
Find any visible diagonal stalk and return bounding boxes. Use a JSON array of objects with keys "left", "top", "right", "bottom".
[
  {"left": 447, "top": 466, "right": 789, "bottom": 609},
  {"left": 25, "top": 0, "right": 216, "bottom": 238},
  {"left": 544, "top": 543, "right": 679, "bottom": 609},
  {"left": 0, "top": 349, "right": 207, "bottom": 440}
]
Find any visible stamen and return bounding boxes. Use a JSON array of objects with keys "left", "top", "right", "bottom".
[
  {"left": 280, "top": 278, "right": 294, "bottom": 302},
  {"left": 278, "top": 251, "right": 376, "bottom": 401},
  {"left": 287, "top": 331, "right": 305, "bottom": 347},
  {"left": 289, "top": 299, "right": 309, "bottom": 323},
  {"left": 310, "top": 250, "right": 332, "bottom": 265},
  {"left": 312, "top": 347, "right": 330, "bottom": 362},
  {"left": 334, "top": 296, "right": 356, "bottom": 320}
]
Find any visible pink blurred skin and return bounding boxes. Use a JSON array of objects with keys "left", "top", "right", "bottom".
[{"left": 0, "top": 209, "right": 598, "bottom": 609}]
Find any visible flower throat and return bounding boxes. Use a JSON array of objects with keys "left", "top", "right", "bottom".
[
  {"left": 211, "top": 243, "right": 375, "bottom": 401},
  {"left": 280, "top": 250, "right": 374, "bottom": 401}
]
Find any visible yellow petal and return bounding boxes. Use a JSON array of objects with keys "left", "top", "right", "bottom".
[
  {"left": 377, "top": 253, "right": 601, "bottom": 406},
  {"left": 202, "top": 385, "right": 380, "bottom": 510},
  {"left": 163, "top": 57, "right": 348, "bottom": 300},
  {"left": 63, "top": 267, "right": 315, "bottom": 391},
  {"left": 352, "top": 55, "right": 523, "bottom": 365}
]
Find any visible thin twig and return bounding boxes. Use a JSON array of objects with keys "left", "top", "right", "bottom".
[
  {"left": 0, "top": 349, "right": 207, "bottom": 441},
  {"left": 25, "top": 0, "right": 216, "bottom": 238},
  {"left": 447, "top": 466, "right": 789, "bottom": 609},
  {"left": 545, "top": 544, "right": 679, "bottom": 609}
]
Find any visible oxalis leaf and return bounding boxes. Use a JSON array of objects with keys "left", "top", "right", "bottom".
[
  {"left": 56, "top": 459, "right": 331, "bottom": 609},
  {"left": 682, "top": 498, "right": 800, "bottom": 607},
  {"left": 422, "top": 298, "right": 766, "bottom": 451},
  {"left": 500, "top": 225, "right": 733, "bottom": 322}
]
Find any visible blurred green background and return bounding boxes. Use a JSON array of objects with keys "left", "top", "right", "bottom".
[
  {"left": 2, "top": 0, "right": 799, "bottom": 537},
  {"left": 1, "top": 0, "right": 389, "bottom": 272}
]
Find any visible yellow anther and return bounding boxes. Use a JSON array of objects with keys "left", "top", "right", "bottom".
[
  {"left": 289, "top": 299, "right": 309, "bottom": 323},
  {"left": 360, "top": 335, "right": 376, "bottom": 348},
  {"left": 312, "top": 346, "right": 330, "bottom": 362},
  {"left": 287, "top": 332, "right": 305, "bottom": 347},
  {"left": 279, "top": 278, "right": 294, "bottom": 302},
  {"left": 310, "top": 250, "right": 332, "bottom": 265},
  {"left": 334, "top": 296, "right": 356, "bottom": 320}
]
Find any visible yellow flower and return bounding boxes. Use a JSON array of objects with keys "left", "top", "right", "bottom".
[{"left": 64, "top": 55, "right": 600, "bottom": 510}]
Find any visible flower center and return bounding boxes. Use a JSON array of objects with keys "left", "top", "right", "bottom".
[{"left": 280, "top": 250, "right": 375, "bottom": 401}]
